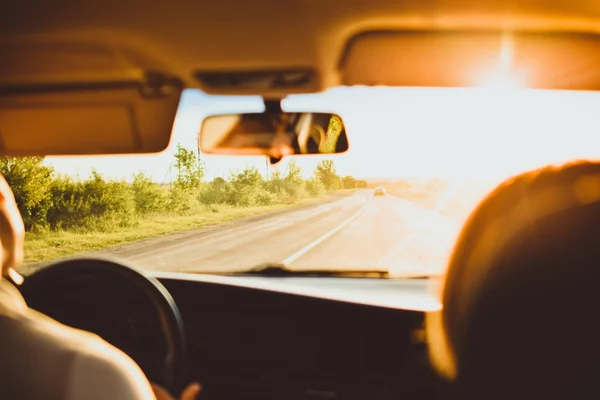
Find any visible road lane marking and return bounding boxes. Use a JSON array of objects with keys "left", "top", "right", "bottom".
[
  {"left": 182, "top": 201, "right": 373, "bottom": 265},
  {"left": 116, "top": 195, "right": 365, "bottom": 261},
  {"left": 281, "top": 197, "right": 372, "bottom": 266},
  {"left": 121, "top": 195, "right": 370, "bottom": 265}
]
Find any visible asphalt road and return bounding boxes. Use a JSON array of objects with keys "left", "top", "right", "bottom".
[{"left": 90, "top": 188, "right": 466, "bottom": 276}]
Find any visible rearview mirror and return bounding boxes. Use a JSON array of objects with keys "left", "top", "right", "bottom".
[{"left": 199, "top": 112, "right": 349, "bottom": 159}]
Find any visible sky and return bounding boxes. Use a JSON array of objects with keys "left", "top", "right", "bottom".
[{"left": 46, "top": 86, "right": 600, "bottom": 184}]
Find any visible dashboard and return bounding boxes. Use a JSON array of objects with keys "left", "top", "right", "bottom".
[{"left": 21, "top": 269, "right": 446, "bottom": 400}]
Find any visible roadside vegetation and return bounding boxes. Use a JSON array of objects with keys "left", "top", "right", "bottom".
[{"left": 0, "top": 145, "right": 367, "bottom": 262}]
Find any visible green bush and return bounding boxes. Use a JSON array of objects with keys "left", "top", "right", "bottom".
[
  {"left": 227, "top": 167, "right": 264, "bottom": 206},
  {"left": 199, "top": 177, "right": 231, "bottom": 204},
  {"left": 168, "top": 185, "right": 199, "bottom": 214},
  {"left": 231, "top": 185, "right": 257, "bottom": 207},
  {"left": 255, "top": 187, "right": 279, "bottom": 206},
  {"left": 230, "top": 166, "right": 263, "bottom": 188},
  {"left": 283, "top": 181, "right": 308, "bottom": 200},
  {"left": 0, "top": 157, "right": 54, "bottom": 230},
  {"left": 47, "top": 171, "right": 136, "bottom": 231},
  {"left": 265, "top": 171, "right": 286, "bottom": 196},
  {"left": 46, "top": 175, "right": 85, "bottom": 230},
  {"left": 2, "top": 146, "right": 356, "bottom": 234},
  {"left": 342, "top": 176, "right": 358, "bottom": 189},
  {"left": 265, "top": 174, "right": 307, "bottom": 203},
  {"left": 83, "top": 171, "right": 135, "bottom": 221},
  {"left": 132, "top": 172, "right": 167, "bottom": 214},
  {"left": 306, "top": 178, "right": 325, "bottom": 197}
]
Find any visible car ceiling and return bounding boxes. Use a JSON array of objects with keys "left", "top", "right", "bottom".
[
  {"left": 4, "top": 0, "right": 600, "bottom": 95},
  {"left": 2, "top": 0, "right": 600, "bottom": 156}
]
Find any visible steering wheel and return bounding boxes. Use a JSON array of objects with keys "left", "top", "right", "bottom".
[{"left": 19, "top": 257, "right": 187, "bottom": 394}]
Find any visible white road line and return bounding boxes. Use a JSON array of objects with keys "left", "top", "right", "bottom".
[
  {"left": 120, "top": 198, "right": 357, "bottom": 261},
  {"left": 282, "top": 197, "right": 372, "bottom": 266}
]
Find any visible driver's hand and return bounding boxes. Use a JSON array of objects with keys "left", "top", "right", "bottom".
[
  {"left": 0, "top": 173, "right": 24, "bottom": 278},
  {"left": 151, "top": 382, "right": 201, "bottom": 400}
]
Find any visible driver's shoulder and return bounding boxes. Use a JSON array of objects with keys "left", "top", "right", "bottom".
[
  {"left": 20, "top": 305, "right": 154, "bottom": 399},
  {"left": 23, "top": 305, "right": 141, "bottom": 374},
  {"left": 65, "top": 335, "right": 155, "bottom": 400},
  {"left": 0, "top": 281, "right": 154, "bottom": 399},
  {"left": 25, "top": 306, "right": 105, "bottom": 347}
]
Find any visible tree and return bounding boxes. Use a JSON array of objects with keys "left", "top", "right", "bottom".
[
  {"left": 213, "top": 177, "right": 227, "bottom": 186},
  {"left": 226, "top": 166, "right": 272, "bottom": 206},
  {"left": 315, "top": 160, "right": 340, "bottom": 190},
  {"left": 279, "top": 159, "right": 307, "bottom": 200},
  {"left": 173, "top": 144, "right": 205, "bottom": 190},
  {"left": 200, "top": 177, "right": 231, "bottom": 204},
  {"left": 342, "top": 175, "right": 357, "bottom": 189},
  {"left": 265, "top": 169, "right": 284, "bottom": 195},
  {"left": 305, "top": 177, "right": 325, "bottom": 196},
  {"left": 230, "top": 166, "right": 263, "bottom": 188},
  {"left": 285, "top": 159, "right": 302, "bottom": 184},
  {"left": 270, "top": 170, "right": 283, "bottom": 181},
  {"left": 0, "top": 157, "right": 54, "bottom": 230}
]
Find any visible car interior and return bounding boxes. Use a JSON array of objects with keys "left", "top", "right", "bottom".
[{"left": 3, "top": 1, "right": 600, "bottom": 399}]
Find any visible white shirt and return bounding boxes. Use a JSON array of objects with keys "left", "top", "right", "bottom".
[{"left": 0, "top": 279, "right": 156, "bottom": 400}]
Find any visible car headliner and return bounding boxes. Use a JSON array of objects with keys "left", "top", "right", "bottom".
[
  {"left": 2, "top": 0, "right": 600, "bottom": 155},
  {"left": 4, "top": 0, "right": 600, "bottom": 93}
]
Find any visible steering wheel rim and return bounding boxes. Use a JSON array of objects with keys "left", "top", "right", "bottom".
[{"left": 19, "top": 257, "right": 187, "bottom": 394}]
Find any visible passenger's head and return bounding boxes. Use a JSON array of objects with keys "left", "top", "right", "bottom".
[{"left": 427, "top": 161, "right": 600, "bottom": 399}]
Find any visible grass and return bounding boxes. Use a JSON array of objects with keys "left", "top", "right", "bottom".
[{"left": 24, "top": 203, "right": 296, "bottom": 263}]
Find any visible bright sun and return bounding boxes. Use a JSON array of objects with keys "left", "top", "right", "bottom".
[{"left": 474, "top": 33, "right": 528, "bottom": 89}]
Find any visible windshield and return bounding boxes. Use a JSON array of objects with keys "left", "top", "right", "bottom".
[{"left": 13, "top": 86, "right": 600, "bottom": 277}]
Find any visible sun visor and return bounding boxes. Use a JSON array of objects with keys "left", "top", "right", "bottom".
[
  {"left": 0, "top": 40, "right": 182, "bottom": 156},
  {"left": 339, "top": 31, "right": 600, "bottom": 90}
]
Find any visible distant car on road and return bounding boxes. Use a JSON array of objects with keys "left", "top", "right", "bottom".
[{"left": 374, "top": 187, "right": 387, "bottom": 196}]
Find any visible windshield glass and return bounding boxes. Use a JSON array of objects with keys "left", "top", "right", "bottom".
[{"left": 14, "top": 87, "right": 600, "bottom": 277}]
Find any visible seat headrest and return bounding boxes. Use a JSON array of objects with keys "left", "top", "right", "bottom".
[{"left": 428, "top": 161, "right": 600, "bottom": 399}]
